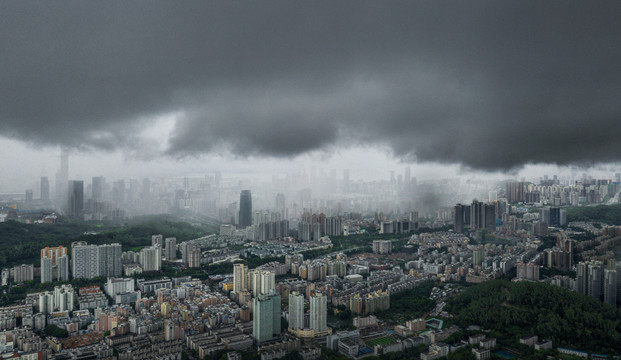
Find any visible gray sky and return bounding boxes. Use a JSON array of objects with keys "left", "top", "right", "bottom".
[{"left": 2, "top": 1, "right": 621, "bottom": 191}]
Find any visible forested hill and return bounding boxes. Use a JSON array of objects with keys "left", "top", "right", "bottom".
[
  {"left": 566, "top": 204, "right": 621, "bottom": 225},
  {"left": 0, "top": 215, "right": 217, "bottom": 268},
  {"left": 445, "top": 280, "right": 621, "bottom": 354}
]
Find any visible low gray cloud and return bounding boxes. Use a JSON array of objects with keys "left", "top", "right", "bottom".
[{"left": 2, "top": 1, "right": 621, "bottom": 171}]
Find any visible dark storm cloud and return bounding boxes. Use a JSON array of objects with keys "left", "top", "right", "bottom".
[{"left": 2, "top": 1, "right": 621, "bottom": 170}]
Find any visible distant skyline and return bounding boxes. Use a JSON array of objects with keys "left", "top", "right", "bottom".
[
  {"left": 2, "top": 2, "right": 621, "bottom": 192},
  {"left": 1, "top": 138, "right": 619, "bottom": 194}
]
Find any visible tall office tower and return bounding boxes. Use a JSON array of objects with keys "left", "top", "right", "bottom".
[
  {"left": 343, "top": 169, "right": 350, "bottom": 193},
  {"left": 99, "top": 243, "right": 122, "bottom": 277},
  {"left": 233, "top": 264, "right": 248, "bottom": 293},
  {"left": 454, "top": 204, "right": 464, "bottom": 233},
  {"left": 404, "top": 166, "right": 411, "bottom": 184},
  {"left": 253, "top": 291, "right": 281, "bottom": 344},
  {"left": 288, "top": 291, "right": 304, "bottom": 330},
  {"left": 112, "top": 179, "right": 125, "bottom": 205},
  {"left": 67, "top": 180, "right": 84, "bottom": 217},
  {"left": 484, "top": 203, "right": 496, "bottom": 231},
  {"left": 41, "top": 246, "right": 68, "bottom": 265},
  {"left": 72, "top": 242, "right": 100, "bottom": 279},
  {"left": 506, "top": 181, "right": 525, "bottom": 203},
  {"left": 57, "top": 255, "right": 69, "bottom": 281},
  {"left": 40, "top": 177, "right": 50, "bottom": 202},
  {"left": 588, "top": 261, "right": 603, "bottom": 301},
  {"left": 188, "top": 248, "right": 201, "bottom": 268},
  {"left": 276, "top": 193, "right": 286, "bottom": 219},
  {"left": 92, "top": 176, "right": 105, "bottom": 201},
  {"left": 152, "top": 234, "right": 164, "bottom": 247},
  {"left": 41, "top": 257, "right": 53, "bottom": 283},
  {"left": 310, "top": 292, "right": 327, "bottom": 332},
  {"left": 25, "top": 189, "right": 33, "bottom": 202},
  {"left": 238, "top": 190, "right": 252, "bottom": 228},
  {"left": 604, "top": 269, "right": 617, "bottom": 306},
  {"left": 140, "top": 245, "right": 162, "bottom": 272},
  {"left": 165, "top": 237, "right": 177, "bottom": 260},
  {"left": 576, "top": 262, "right": 588, "bottom": 295},
  {"left": 55, "top": 148, "right": 69, "bottom": 206}
]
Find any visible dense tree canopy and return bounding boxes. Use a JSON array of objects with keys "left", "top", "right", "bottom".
[{"left": 446, "top": 280, "right": 621, "bottom": 354}]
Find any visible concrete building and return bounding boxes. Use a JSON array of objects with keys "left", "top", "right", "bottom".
[
  {"left": 253, "top": 291, "right": 281, "bottom": 344},
  {"left": 288, "top": 291, "right": 304, "bottom": 331},
  {"left": 165, "top": 237, "right": 177, "bottom": 260},
  {"left": 234, "top": 264, "right": 248, "bottom": 293},
  {"left": 310, "top": 292, "right": 327, "bottom": 333}
]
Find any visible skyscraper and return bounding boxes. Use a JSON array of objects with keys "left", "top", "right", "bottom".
[
  {"left": 40, "top": 177, "right": 50, "bottom": 202},
  {"left": 253, "top": 291, "right": 281, "bottom": 344},
  {"left": 67, "top": 180, "right": 84, "bottom": 218},
  {"left": 310, "top": 292, "right": 327, "bottom": 332},
  {"left": 92, "top": 176, "right": 105, "bottom": 201},
  {"left": 288, "top": 291, "right": 304, "bottom": 330},
  {"left": 55, "top": 148, "right": 69, "bottom": 207},
  {"left": 454, "top": 204, "right": 464, "bottom": 233},
  {"left": 239, "top": 190, "right": 252, "bottom": 228}
]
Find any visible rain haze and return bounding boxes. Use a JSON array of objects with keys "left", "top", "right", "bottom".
[{"left": 3, "top": 3, "right": 621, "bottom": 355}]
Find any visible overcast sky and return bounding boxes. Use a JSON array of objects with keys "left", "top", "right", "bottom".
[{"left": 2, "top": 1, "right": 621, "bottom": 192}]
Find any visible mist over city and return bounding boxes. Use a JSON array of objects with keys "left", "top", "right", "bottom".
[{"left": 1, "top": 2, "right": 621, "bottom": 360}]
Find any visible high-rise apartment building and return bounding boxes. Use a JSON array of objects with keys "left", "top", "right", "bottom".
[
  {"left": 57, "top": 255, "right": 69, "bottom": 281},
  {"left": 239, "top": 190, "right": 252, "bottom": 228},
  {"left": 310, "top": 292, "right": 327, "bottom": 332},
  {"left": 98, "top": 243, "right": 122, "bottom": 277},
  {"left": 253, "top": 291, "right": 281, "bottom": 344},
  {"left": 588, "top": 261, "right": 603, "bottom": 301},
  {"left": 41, "top": 257, "right": 53, "bottom": 283},
  {"left": 12, "top": 264, "right": 34, "bottom": 283},
  {"left": 188, "top": 248, "right": 201, "bottom": 268},
  {"left": 233, "top": 264, "right": 248, "bottom": 293},
  {"left": 165, "top": 237, "right": 177, "bottom": 260},
  {"left": 41, "top": 246, "right": 68, "bottom": 265},
  {"left": 140, "top": 245, "right": 162, "bottom": 272},
  {"left": 72, "top": 242, "right": 122, "bottom": 279},
  {"left": 506, "top": 181, "right": 525, "bottom": 203},
  {"left": 72, "top": 242, "right": 100, "bottom": 279},
  {"left": 152, "top": 234, "right": 164, "bottom": 247},
  {"left": 604, "top": 269, "right": 617, "bottom": 306},
  {"left": 288, "top": 291, "right": 304, "bottom": 330}
]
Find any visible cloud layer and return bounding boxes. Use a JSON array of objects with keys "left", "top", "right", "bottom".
[{"left": 2, "top": 1, "right": 621, "bottom": 170}]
